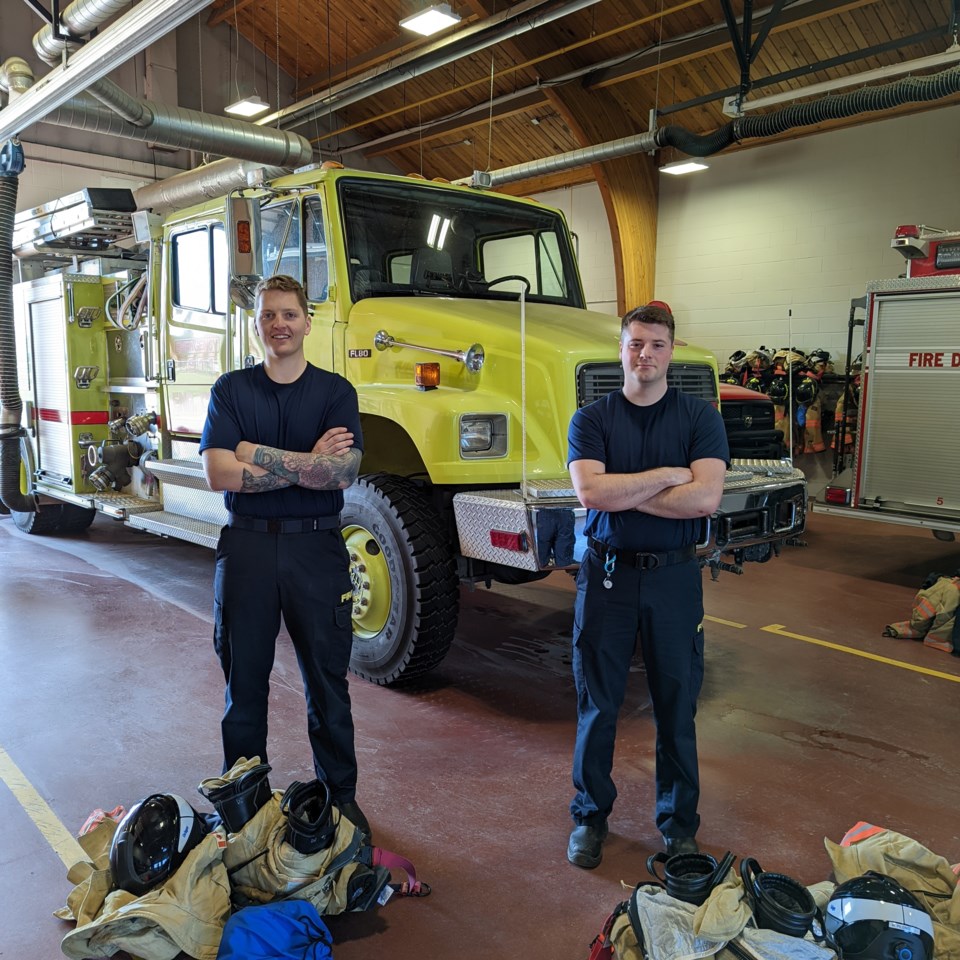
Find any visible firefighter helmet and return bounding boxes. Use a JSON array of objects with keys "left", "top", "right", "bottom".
[
  {"left": 824, "top": 872, "right": 934, "bottom": 960},
  {"left": 726, "top": 349, "right": 748, "bottom": 372},
  {"left": 745, "top": 375, "right": 764, "bottom": 393},
  {"left": 796, "top": 376, "right": 820, "bottom": 404},
  {"left": 768, "top": 378, "right": 789, "bottom": 403},
  {"left": 110, "top": 793, "right": 209, "bottom": 896}
]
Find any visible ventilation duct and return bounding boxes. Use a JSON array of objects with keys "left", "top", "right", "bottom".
[
  {"left": 42, "top": 96, "right": 313, "bottom": 169},
  {"left": 469, "top": 62, "right": 960, "bottom": 186},
  {"left": 134, "top": 159, "right": 290, "bottom": 214}
]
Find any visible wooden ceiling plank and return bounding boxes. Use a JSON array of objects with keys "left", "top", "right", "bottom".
[
  {"left": 208, "top": 0, "right": 259, "bottom": 28},
  {"left": 586, "top": 0, "right": 881, "bottom": 90}
]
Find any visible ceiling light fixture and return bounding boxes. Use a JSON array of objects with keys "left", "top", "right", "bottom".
[
  {"left": 225, "top": 95, "right": 271, "bottom": 118},
  {"left": 660, "top": 159, "right": 709, "bottom": 176},
  {"left": 400, "top": 3, "right": 461, "bottom": 37}
]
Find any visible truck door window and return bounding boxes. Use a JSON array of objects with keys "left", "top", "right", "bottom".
[
  {"left": 173, "top": 224, "right": 226, "bottom": 314},
  {"left": 261, "top": 200, "right": 301, "bottom": 281},
  {"left": 303, "top": 196, "right": 328, "bottom": 302}
]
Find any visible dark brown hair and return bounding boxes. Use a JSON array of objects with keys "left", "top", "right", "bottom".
[{"left": 620, "top": 304, "right": 675, "bottom": 342}]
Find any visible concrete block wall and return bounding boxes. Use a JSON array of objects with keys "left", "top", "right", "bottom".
[{"left": 536, "top": 105, "right": 960, "bottom": 368}]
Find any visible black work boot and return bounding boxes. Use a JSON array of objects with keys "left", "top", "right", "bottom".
[
  {"left": 338, "top": 801, "right": 372, "bottom": 842},
  {"left": 664, "top": 836, "right": 699, "bottom": 857},
  {"left": 567, "top": 820, "right": 608, "bottom": 869}
]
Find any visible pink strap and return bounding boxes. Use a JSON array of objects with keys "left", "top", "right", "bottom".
[{"left": 373, "top": 846, "right": 431, "bottom": 897}]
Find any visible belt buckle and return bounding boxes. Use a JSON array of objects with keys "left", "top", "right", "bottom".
[
  {"left": 641, "top": 553, "right": 660, "bottom": 571},
  {"left": 266, "top": 519, "right": 281, "bottom": 534}
]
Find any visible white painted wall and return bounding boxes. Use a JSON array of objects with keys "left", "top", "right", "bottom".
[
  {"left": 535, "top": 183, "right": 619, "bottom": 316},
  {"left": 537, "top": 106, "right": 960, "bottom": 367},
  {"left": 16, "top": 143, "right": 181, "bottom": 214}
]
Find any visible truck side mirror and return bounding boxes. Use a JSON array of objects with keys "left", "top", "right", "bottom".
[{"left": 226, "top": 194, "right": 263, "bottom": 309}]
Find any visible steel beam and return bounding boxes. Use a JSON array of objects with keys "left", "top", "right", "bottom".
[{"left": 0, "top": 0, "right": 213, "bottom": 142}]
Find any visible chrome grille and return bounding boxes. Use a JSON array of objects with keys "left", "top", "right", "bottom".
[{"left": 577, "top": 362, "right": 718, "bottom": 407}]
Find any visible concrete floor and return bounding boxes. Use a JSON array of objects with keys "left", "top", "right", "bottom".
[{"left": 1, "top": 508, "right": 958, "bottom": 959}]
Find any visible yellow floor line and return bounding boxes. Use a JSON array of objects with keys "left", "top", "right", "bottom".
[
  {"left": 761, "top": 624, "right": 960, "bottom": 684},
  {"left": 705, "top": 614, "right": 747, "bottom": 629},
  {"left": 0, "top": 745, "right": 85, "bottom": 867}
]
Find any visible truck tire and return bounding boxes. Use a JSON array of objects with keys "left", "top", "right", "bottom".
[
  {"left": 11, "top": 502, "right": 70, "bottom": 534},
  {"left": 58, "top": 504, "right": 97, "bottom": 534},
  {"left": 342, "top": 474, "right": 459, "bottom": 685},
  {"left": 10, "top": 501, "right": 96, "bottom": 535}
]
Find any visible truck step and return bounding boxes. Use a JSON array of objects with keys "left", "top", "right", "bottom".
[
  {"left": 126, "top": 510, "right": 222, "bottom": 549},
  {"left": 94, "top": 493, "right": 163, "bottom": 519},
  {"left": 143, "top": 457, "right": 211, "bottom": 491}
]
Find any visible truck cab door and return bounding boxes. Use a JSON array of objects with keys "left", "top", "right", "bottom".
[
  {"left": 162, "top": 221, "right": 229, "bottom": 437},
  {"left": 244, "top": 196, "right": 337, "bottom": 373}
]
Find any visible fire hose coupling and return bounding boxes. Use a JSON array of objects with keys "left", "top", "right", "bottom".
[{"left": 0, "top": 140, "right": 25, "bottom": 177}]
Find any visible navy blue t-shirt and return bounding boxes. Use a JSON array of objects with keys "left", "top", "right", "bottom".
[
  {"left": 567, "top": 387, "right": 729, "bottom": 552},
  {"left": 199, "top": 363, "right": 363, "bottom": 519}
]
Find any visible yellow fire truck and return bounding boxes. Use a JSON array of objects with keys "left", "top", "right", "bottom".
[{"left": 9, "top": 165, "right": 807, "bottom": 683}]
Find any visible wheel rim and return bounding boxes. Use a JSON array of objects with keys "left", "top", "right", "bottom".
[{"left": 342, "top": 523, "right": 391, "bottom": 638}]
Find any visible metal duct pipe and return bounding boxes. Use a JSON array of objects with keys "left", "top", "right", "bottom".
[
  {"left": 31, "top": 0, "right": 155, "bottom": 127},
  {"left": 0, "top": 143, "right": 36, "bottom": 512},
  {"left": 0, "top": 59, "right": 36, "bottom": 98},
  {"left": 135, "top": 159, "right": 289, "bottom": 213},
  {"left": 467, "top": 61, "right": 960, "bottom": 186},
  {"left": 462, "top": 131, "right": 659, "bottom": 187},
  {"left": 44, "top": 96, "right": 313, "bottom": 168},
  {"left": 32, "top": 0, "right": 135, "bottom": 63}
]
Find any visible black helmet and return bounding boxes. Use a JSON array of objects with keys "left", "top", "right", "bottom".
[
  {"left": 745, "top": 376, "right": 763, "bottom": 392},
  {"left": 768, "top": 378, "right": 789, "bottom": 403},
  {"left": 825, "top": 872, "right": 934, "bottom": 960},
  {"left": 110, "top": 793, "right": 209, "bottom": 896},
  {"left": 796, "top": 376, "right": 820, "bottom": 404}
]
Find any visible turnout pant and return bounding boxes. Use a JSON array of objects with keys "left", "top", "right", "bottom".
[
  {"left": 570, "top": 549, "right": 705, "bottom": 840},
  {"left": 213, "top": 525, "right": 358, "bottom": 802}
]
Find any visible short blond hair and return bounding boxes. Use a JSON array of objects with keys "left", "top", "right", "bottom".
[{"left": 255, "top": 274, "right": 308, "bottom": 315}]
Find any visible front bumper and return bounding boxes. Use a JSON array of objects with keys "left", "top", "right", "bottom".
[{"left": 451, "top": 460, "right": 807, "bottom": 572}]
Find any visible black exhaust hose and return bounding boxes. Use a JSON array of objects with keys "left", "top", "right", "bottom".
[
  {"left": 0, "top": 160, "right": 35, "bottom": 513},
  {"left": 652, "top": 63, "right": 960, "bottom": 159}
]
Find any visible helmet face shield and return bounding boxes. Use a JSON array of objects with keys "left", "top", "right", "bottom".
[
  {"left": 110, "top": 793, "right": 208, "bottom": 896},
  {"left": 825, "top": 873, "right": 934, "bottom": 960}
]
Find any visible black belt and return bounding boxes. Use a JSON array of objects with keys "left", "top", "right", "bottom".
[
  {"left": 589, "top": 538, "right": 696, "bottom": 570},
  {"left": 228, "top": 514, "right": 341, "bottom": 534}
]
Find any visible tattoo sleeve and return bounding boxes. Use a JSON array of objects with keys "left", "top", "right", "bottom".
[
  {"left": 239, "top": 469, "right": 294, "bottom": 492},
  {"left": 251, "top": 445, "right": 362, "bottom": 490}
]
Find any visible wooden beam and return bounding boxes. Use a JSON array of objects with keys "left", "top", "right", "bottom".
[
  {"left": 208, "top": 0, "right": 258, "bottom": 28},
  {"left": 360, "top": 90, "right": 548, "bottom": 156}
]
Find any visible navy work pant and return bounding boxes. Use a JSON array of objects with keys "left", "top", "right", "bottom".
[
  {"left": 213, "top": 525, "right": 358, "bottom": 802},
  {"left": 570, "top": 549, "right": 705, "bottom": 840}
]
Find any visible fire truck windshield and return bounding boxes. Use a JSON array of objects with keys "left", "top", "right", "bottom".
[{"left": 337, "top": 177, "right": 584, "bottom": 308}]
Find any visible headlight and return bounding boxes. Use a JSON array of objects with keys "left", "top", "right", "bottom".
[{"left": 459, "top": 414, "right": 507, "bottom": 459}]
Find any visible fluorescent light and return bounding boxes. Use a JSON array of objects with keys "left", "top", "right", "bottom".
[
  {"left": 400, "top": 3, "right": 461, "bottom": 36},
  {"left": 225, "top": 95, "right": 270, "bottom": 118},
  {"left": 660, "top": 160, "right": 709, "bottom": 176}
]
